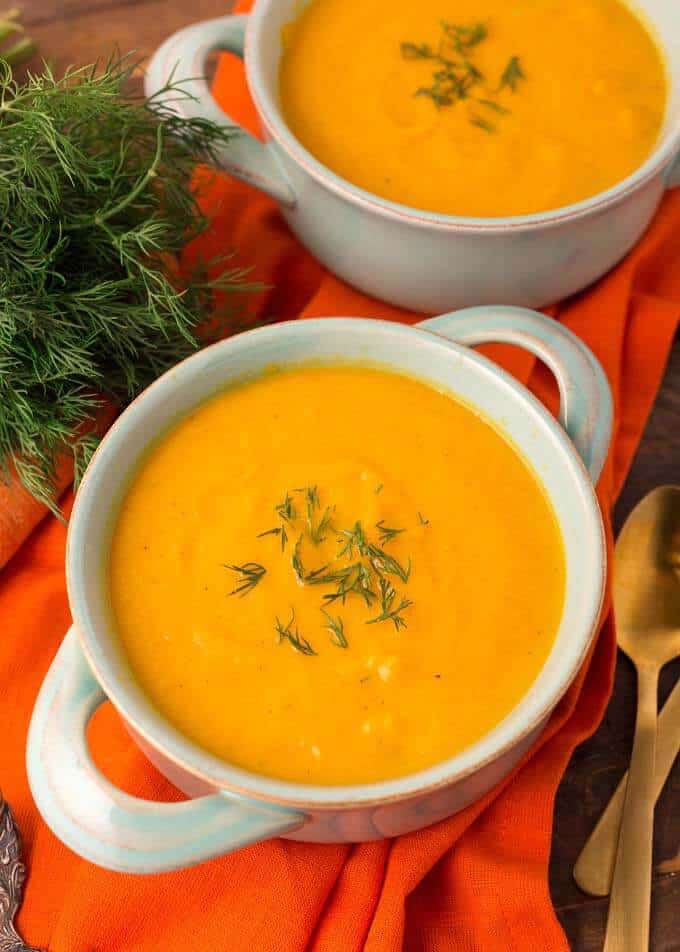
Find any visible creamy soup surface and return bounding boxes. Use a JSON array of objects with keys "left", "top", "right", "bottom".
[
  {"left": 110, "top": 366, "right": 566, "bottom": 784},
  {"left": 278, "top": 0, "right": 667, "bottom": 216}
]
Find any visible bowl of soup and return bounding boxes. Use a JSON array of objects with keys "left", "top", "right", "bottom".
[
  {"left": 27, "top": 306, "right": 611, "bottom": 872},
  {"left": 143, "top": 0, "right": 679, "bottom": 311}
]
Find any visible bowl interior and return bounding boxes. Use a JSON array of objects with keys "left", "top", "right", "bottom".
[
  {"left": 67, "top": 319, "right": 605, "bottom": 807},
  {"left": 248, "top": 0, "right": 680, "bottom": 221}
]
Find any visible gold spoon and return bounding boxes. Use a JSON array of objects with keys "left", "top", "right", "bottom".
[
  {"left": 573, "top": 675, "right": 680, "bottom": 896},
  {"left": 597, "top": 486, "right": 680, "bottom": 952}
]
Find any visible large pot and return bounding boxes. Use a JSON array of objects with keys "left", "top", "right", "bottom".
[
  {"left": 142, "top": 0, "right": 680, "bottom": 312},
  {"left": 27, "top": 307, "right": 611, "bottom": 873}
]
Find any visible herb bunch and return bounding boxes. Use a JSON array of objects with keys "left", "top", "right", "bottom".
[{"left": 0, "top": 56, "right": 256, "bottom": 511}]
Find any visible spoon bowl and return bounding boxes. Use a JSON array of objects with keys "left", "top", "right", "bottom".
[{"left": 614, "top": 485, "right": 680, "bottom": 663}]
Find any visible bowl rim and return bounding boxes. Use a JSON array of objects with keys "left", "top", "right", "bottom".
[
  {"left": 244, "top": 0, "right": 680, "bottom": 233},
  {"left": 66, "top": 317, "right": 607, "bottom": 810}
]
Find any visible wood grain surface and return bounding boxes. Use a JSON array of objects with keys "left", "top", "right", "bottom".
[{"left": 16, "top": 2, "right": 680, "bottom": 948}]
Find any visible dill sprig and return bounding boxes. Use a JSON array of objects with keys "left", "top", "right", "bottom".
[
  {"left": 498, "top": 56, "right": 525, "bottom": 92},
  {"left": 225, "top": 562, "right": 266, "bottom": 597},
  {"left": 292, "top": 534, "right": 305, "bottom": 582},
  {"left": 296, "top": 484, "right": 333, "bottom": 544},
  {"left": 418, "top": 512, "right": 430, "bottom": 526},
  {"left": 375, "top": 520, "right": 404, "bottom": 545},
  {"left": 321, "top": 609, "right": 348, "bottom": 649},
  {"left": 366, "top": 577, "right": 413, "bottom": 631},
  {"left": 275, "top": 491, "right": 297, "bottom": 524},
  {"left": 401, "top": 22, "right": 524, "bottom": 132},
  {"left": 306, "top": 561, "right": 376, "bottom": 607},
  {"left": 0, "top": 55, "right": 259, "bottom": 512},
  {"left": 275, "top": 608, "right": 317, "bottom": 656}
]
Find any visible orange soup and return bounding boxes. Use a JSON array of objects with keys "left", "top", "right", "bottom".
[
  {"left": 109, "top": 366, "right": 566, "bottom": 784},
  {"left": 279, "top": 0, "right": 667, "bottom": 216}
]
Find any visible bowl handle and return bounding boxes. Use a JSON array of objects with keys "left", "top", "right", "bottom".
[
  {"left": 144, "top": 15, "right": 296, "bottom": 206},
  {"left": 26, "top": 628, "right": 305, "bottom": 873},
  {"left": 418, "top": 306, "right": 613, "bottom": 484}
]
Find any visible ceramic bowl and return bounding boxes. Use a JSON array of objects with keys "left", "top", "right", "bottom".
[
  {"left": 27, "top": 306, "right": 611, "bottom": 873},
  {"left": 142, "top": 0, "right": 680, "bottom": 313}
]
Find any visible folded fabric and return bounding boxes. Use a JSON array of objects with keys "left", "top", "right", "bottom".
[{"left": 2, "top": 15, "right": 679, "bottom": 948}]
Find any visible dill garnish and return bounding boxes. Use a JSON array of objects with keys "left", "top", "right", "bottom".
[
  {"left": 226, "top": 562, "right": 266, "bottom": 597},
  {"left": 367, "top": 544, "right": 411, "bottom": 584},
  {"left": 258, "top": 525, "right": 288, "bottom": 552},
  {"left": 321, "top": 609, "right": 348, "bottom": 649},
  {"left": 275, "top": 609, "right": 317, "bottom": 656},
  {"left": 337, "top": 521, "right": 368, "bottom": 560},
  {"left": 470, "top": 114, "right": 496, "bottom": 133},
  {"left": 497, "top": 56, "right": 525, "bottom": 92},
  {"left": 366, "top": 577, "right": 413, "bottom": 631},
  {"left": 292, "top": 534, "right": 305, "bottom": 583},
  {"left": 375, "top": 520, "right": 405, "bottom": 545},
  {"left": 478, "top": 98, "right": 510, "bottom": 114},
  {"left": 275, "top": 492, "right": 297, "bottom": 524},
  {"left": 401, "top": 22, "right": 525, "bottom": 132},
  {"left": 418, "top": 512, "right": 430, "bottom": 526}
]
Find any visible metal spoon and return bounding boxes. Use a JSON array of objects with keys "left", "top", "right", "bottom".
[
  {"left": 597, "top": 486, "right": 680, "bottom": 952},
  {"left": 0, "top": 791, "right": 39, "bottom": 952}
]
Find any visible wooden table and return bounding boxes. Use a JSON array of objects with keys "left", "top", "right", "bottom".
[{"left": 21, "top": 2, "right": 680, "bottom": 948}]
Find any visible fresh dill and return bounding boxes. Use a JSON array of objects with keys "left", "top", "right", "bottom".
[
  {"left": 366, "top": 577, "right": 413, "bottom": 631},
  {"left": 292, "top": 534, "right": 305, "bottom": 582},
  {"left": 275, "top": 492, "right": 297, "bottom": 524},
  {"left": 366, "top": 544, "right": 411, "bottom": 584},
  {"left": 375, "top": 520, "right": 405, "bottom": 545},
  {"left": 258, "top": 524, "right": 288, "bottom": 552},
  {"left": 470, "top": 115, "right": 496, "bottom": 133},
  {"left": 337, "top": 521, "right": 368, "bottom": 560},
  {"left": 0, "top": 56, "right": 258, "bottom": 512},
  {"left": 401, "top": 22, "right": 525, "bottom": 132},
  {"left": 497, "top": 56, "right": 525, "bottom": 92},
  {"left": 417, "top": 512, "right": 430, "bottom": 526},
  {"left": 321, "top": 609, "right": 348, "bottom": 649},
  {"left": 275, "top": 609, "right": 317, "bottom": 656},
  {"left": 225, "top": 562, "right": 266, "bottom": 597},
  {"left": 478, "top": 98, "right": 510, "bottom": 114}
]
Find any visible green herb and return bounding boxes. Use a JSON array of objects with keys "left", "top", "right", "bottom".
[
  {"left": 309, "top": 562, "right": 375, "bottom": 608},
  {"left": 440, "top": 20, "right": 487, "bottom": 54},
  {"left": 275, "top": 492, "right": 297, "bottom": 525},
  {"left": 470, "top": 114, "right": 496, "bottom": 133},
  {"left": 292, "top": 534, "right": 305, "bottom": 582},
  {"left": 366, "top": 544, "right": 411, "bottom": 583},
  {"left": 309, "top": 505, "right": 334, "bottom": 544},
  {"left": 417, "top": 512, "right": 430, "bottom": 526},
  {"left": 226, "top": 562, "right": 266, "bottom": 597},
  {"left": 0, "top": 56, "right": 257, "bottom": 512},
  {"left": 337, "top": 521, "right": 369, "bottom": 560},
  {"left": 275, "top": 608, "right": 317, "bottom": 656},
  {"left": 375, "top": 520, "right": 404, "bottom": 545},
  {"left": 497, "top": 56, "right": 525, "bottom": 92},
  {"left": 366, "top": 577, "right": 413, "bottom": 631},
  {"left": 321, "top": 609, "right": 348, "bottom": 648},
  {"left": 401, "top": 22, "right": 524, "bottom": 132},
  {"left": 477, "top": 98, "right": 509, "bottom": 114},
  {"left": 258, "top": 525, "right": 288, "bottom": 552}
]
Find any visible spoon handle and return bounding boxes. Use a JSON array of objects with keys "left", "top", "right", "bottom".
[
  {"left": 603, "top": 665, "right": 659, "bottom": 952},
  {"left": 574, "top": 676, "right": 680, "bottom": 896}
]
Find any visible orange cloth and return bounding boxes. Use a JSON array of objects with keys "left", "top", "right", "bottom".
[{"left": 3, "top": 20, "right": 680, "bottom": 949}]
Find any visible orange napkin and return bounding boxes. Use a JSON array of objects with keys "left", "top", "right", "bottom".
[{"left": 3, "top": 17, "right": 680, "bottom": 948}]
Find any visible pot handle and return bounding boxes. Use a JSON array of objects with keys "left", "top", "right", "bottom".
[
  {"left": 418, "top": 306, "right": 613, "bottom": 484},
  {"left": 144, "top": 15, "right": 295, "bottom": 206},
  {"left": 27, "top": 628, "right": 304, "bottom": 873}
]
